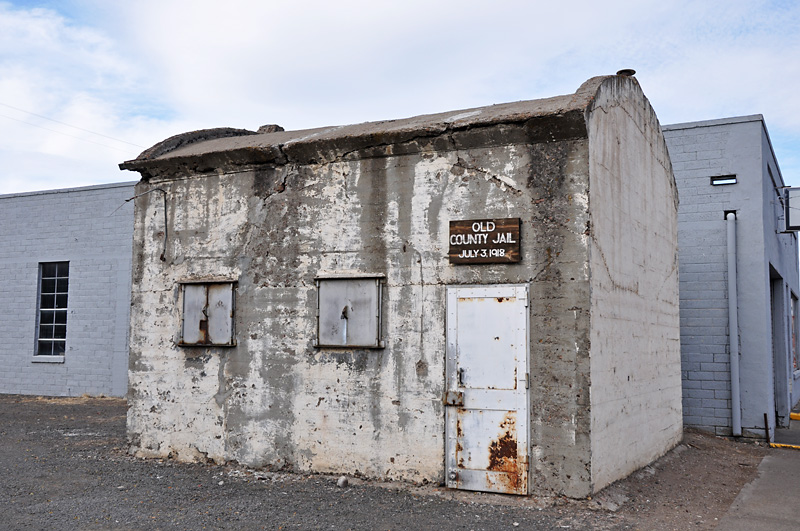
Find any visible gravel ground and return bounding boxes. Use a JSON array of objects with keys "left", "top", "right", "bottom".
[{"left": 0, "top": 395, "right": 765, "bottom": 530}]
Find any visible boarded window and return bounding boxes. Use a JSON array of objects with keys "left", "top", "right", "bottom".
[
  {"left": 179, "top": 282, "right": 236, "bottom": 346},
  {"left": 315, "top": 277, "right": 384, "bottom": 348}
]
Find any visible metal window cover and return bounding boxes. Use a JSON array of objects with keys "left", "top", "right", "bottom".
[
  {"left": 314, "top": 276, "right": 384, "bottom": 348},
  {"left": 179, "top": 281, "right": 236, "bottom": 347}
]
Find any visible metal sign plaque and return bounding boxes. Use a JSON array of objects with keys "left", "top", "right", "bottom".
[{"left": 448, "top": 218, "right": 521, "bottom": 264}]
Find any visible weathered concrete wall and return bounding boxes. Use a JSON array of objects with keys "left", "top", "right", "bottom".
[
  {"left": 587, "top": 78, "right": 682, "bottom": 492},
  {"left": 124, "top": 75, "right": 680, "bottom": 496},
  {"left": 524, "top": 138, "right": 593, "bottom": 497},
  {"left": 127, "top": 137, "right": 594, "bottom": 490},
  {"left": 0, "top": 182, "right": 134, "bottom": 397}
]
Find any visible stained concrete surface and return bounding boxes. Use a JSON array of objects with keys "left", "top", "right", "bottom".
[{"left": 717, "top": 405, "right": 800, "bottom": 530}]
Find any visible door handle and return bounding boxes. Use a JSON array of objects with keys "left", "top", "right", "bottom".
[{"left": 458, "top": 368, "right": 465, "bottom": 387}]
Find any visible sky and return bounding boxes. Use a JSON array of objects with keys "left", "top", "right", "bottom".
[{"left": 1, "top": 0, "right": 799, "bottom": 195}]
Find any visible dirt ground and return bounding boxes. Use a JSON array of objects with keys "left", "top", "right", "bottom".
[
  {"left": 590, "top": 429, "right": 766, "bottom": 529},
  {"left": 0, "top": 395, "right": 766, "bottom": 530}
]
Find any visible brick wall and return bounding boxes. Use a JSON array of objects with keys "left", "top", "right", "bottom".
[
  {"left": 664, "top": 126, "right": 737, "bottom": 435},
  {"left": 0, "top": 182, "right": 135, "bottom": 397},
  {"left": 665, "top": 116, "right": 800, "bottom": 438}
]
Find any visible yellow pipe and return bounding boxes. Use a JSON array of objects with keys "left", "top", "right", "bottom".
[
  {"left": 769, "top": 443, "right": 800, "bottom": 450},
  {"left": 790, "top": 412, "right": 800, "bottom": 421}
]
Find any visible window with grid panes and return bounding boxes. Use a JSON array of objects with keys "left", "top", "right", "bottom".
[{"left": 36, "top": 262, "right": 69, "bottom": 356}]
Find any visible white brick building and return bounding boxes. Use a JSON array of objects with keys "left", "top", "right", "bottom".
[
  {"left": 0, "top": 182, "right": 135, "bottom": 397},
  {"left": 664, "top": 116, "right": 800, "bottom": 439}
]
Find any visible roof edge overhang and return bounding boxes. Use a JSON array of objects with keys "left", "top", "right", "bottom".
[{"left": 120, "top": 76, "right": 614, "bottom": 181}]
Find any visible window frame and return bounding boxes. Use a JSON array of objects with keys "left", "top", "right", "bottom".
[
  {"left": 710, "top": 174, "right": 737, "bottom": 186},
  {"left": 33, "top": 261, "right": 69, "bottom": 363}
]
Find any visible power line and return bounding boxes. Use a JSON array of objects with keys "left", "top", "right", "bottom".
[
  {"left": 0, "top": 101, "right": 145, "bottom": 149},
  {"left": 0, "top": 112, "right": 141, "bottom": 155}
]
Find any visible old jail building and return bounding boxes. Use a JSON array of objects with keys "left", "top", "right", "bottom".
[{"left": 117, "top": 74, "right": 682, "bottom": 498}]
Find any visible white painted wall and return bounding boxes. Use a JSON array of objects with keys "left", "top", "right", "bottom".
[
  {"left": 587, "top": 77, "right": 683, "bottom": 491},
  {"left": 663, "top": 116, "right": 800, "bottom": 438}
]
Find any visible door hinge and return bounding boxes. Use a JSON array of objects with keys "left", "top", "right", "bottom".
[
  {"left": 519, "top": 287, "right": 529, "bottom": 307},
  {"left": 444, "top": 390, "right": 464, "bottom": 407}
]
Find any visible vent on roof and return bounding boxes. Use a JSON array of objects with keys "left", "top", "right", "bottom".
[
  {"left": 257, "top": 124, "right": 285, "bottom": 134},
  {"left": 711, "top": 175, "right": 737, "bottom": 186}
]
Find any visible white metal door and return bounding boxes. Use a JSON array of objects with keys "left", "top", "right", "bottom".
[{"left": 445, "top": 284, "right": 529, "bottom": 495}]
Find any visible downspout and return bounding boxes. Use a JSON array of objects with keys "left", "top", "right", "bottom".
[{"left": 727, "top": 212, "right": 742, "bottom": 436}]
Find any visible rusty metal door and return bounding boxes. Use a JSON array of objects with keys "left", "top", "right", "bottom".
[{"left": 445, "top": 285, "right": 529, "bottom": 495}]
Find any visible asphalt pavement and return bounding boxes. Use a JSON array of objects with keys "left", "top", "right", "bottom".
[
  {"left": 0, "top": 395, "right": 622, "bottom": 530},
  {"left": 4, "top": 394, "right": 800, "bottom": 530}
]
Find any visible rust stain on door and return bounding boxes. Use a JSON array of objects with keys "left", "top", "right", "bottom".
[
  {"left": 488, "top": 414, "right": 518, "bottom": 471},
  {"left": 487, "top": 413, "right": 525, "bottom": 494}
]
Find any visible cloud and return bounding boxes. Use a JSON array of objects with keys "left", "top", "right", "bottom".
[
  {"left": 1, "top": 0, "right": 800, "bottom": 194},
  {"left": 103, "top": 1, "right": 800, "bottom": 126},
  {"left": 0, "top": 3, "right": 156, "bottom": 192}
]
